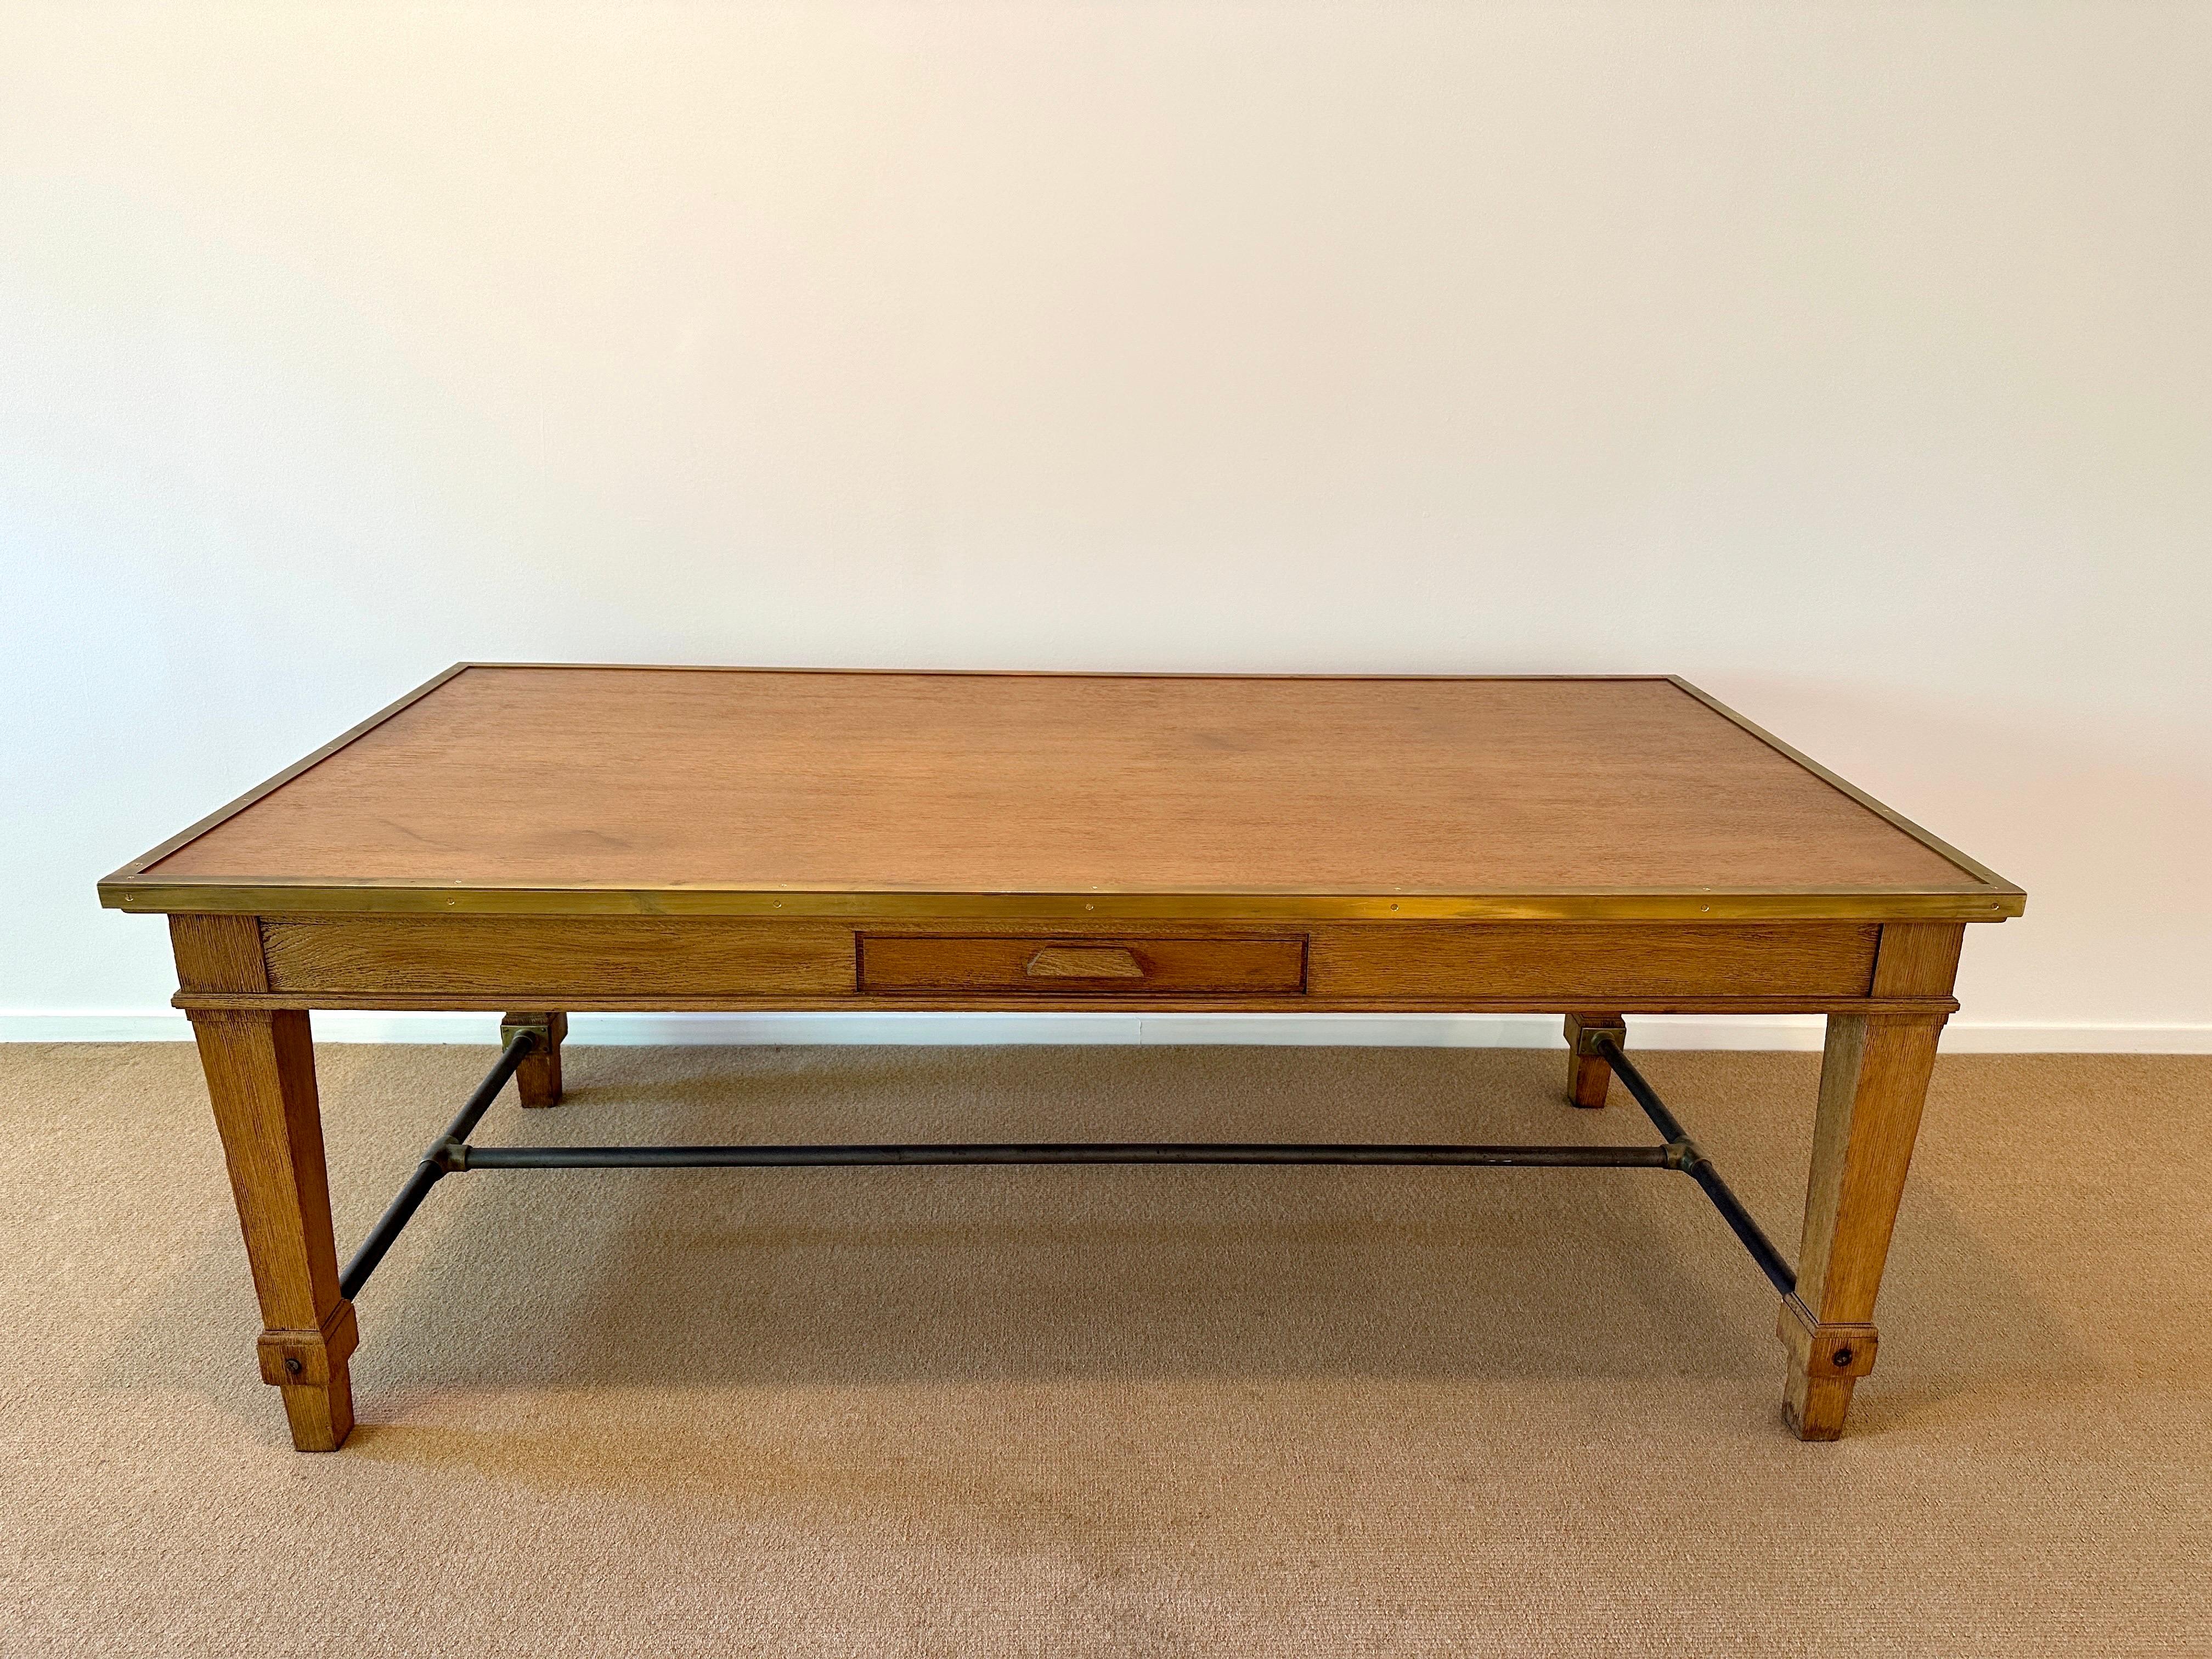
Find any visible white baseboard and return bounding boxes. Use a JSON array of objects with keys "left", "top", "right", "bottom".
[{"left": 3, "top": 1009, "right": 2208, "bottom": 1053}]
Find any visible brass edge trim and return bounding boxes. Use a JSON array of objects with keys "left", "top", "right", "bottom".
[
  {"left": 103, "top": 882, "right": 2024, "bottom": 922},
  {"left": 455, "top": 663, "right": 1685, "bottom": 682},
  {"left": 1664, "top": 676, "right": 2026, "bottom": 908},
  {"left": 98, "top": 664, "right": 474, "bottom": 886}
]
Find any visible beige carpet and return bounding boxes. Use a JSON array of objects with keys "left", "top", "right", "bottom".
[{"left": 2, "top": 1041, "right": 2207, "bottom": 1656}]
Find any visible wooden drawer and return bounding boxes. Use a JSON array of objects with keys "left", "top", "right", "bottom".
[
  {"left": 260, "top": 917, "right": 854, "bottom": 998},
  {"left": 858, "top": 934, "right": 1308, "bottom": 996},
  {"left": 1308, "top": 922, "right": 1880, "bottom": 1002}
]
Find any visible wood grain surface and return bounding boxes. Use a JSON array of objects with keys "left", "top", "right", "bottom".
[
  {"left": 260, "top": 916, "right": 854, "bottom": 998},
  {"left": 1308, "top": 921, "right": 1877, "bottom": 1000},
  {"left": 120, "top": 669, "right": 2015, "bottom": 916},
  {"left": 187, "top": 1008, "right": 356, "bottom": 1450},
  {"left": 200, "top": 914, "right": 1922, "bottom": 1014}
]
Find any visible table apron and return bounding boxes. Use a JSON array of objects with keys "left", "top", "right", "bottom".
[{"left": 161, "top": 915, "right": 1961, "bottom": 1015}]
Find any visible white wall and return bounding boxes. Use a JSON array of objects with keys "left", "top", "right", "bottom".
[{"left": 3, "top": 4, "right": 2207, "bottom": 1050}]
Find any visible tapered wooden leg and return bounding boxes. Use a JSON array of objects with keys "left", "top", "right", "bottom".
[
  {"left": 1781, "top": 1012, "right": 1945, "bottom": 1440},
  {"left": 501, "top": 1012, "right": 567, "bottom": 1108},
  {"left": 1563, "top": 1014, "right": 1625, "bottom": 1108},
  {"left": 189, "top": 1009, "right": 358, "bottom": 1451}
]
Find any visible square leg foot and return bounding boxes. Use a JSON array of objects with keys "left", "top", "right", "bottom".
[
  {"left": 279, "top": 1360, "right": 356, "bottom": 1451},
  {"left": 1784, "top": 1371, "right": 1854, "bottom": 1441}
]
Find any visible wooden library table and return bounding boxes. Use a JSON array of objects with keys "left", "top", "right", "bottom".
[{"left": 99, "top": 667, "right": 2023, "bottom": 1449}]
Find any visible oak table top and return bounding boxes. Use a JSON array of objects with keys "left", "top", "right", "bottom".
[{"left": 101, "top": 665, "right": 2022, "bottom": 924}]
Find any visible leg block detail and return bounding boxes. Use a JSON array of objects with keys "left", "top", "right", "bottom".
[
  {"left": 1778, "top": 1298, "right": 1880, "bottom": 1390},
  {"left": 501, "top": 1011, "right": 568, "bottom": 1108},
  {"left": 1563, "top": 1014, "right": 1626, "bottom": 1108},
  {"left": 256, "top": 1300, "right": 360, "bottom": 1389},
  {"left": 259, "top": 1304, "right": 360, "bottom": 1452}
]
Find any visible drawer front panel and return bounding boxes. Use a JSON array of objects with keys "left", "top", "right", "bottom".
[
  {"left": 251, "top": 917, "right": 1881, "bottom": 1008},
  {"left": 261, "top": 917, "right": 854, "bottom": 998},
  {"left": 1309, "top": 922, "right": 1878, "bottom": 1001},
  {"left": 859, "top": 934, "right": 1308, "bottom": 996}
]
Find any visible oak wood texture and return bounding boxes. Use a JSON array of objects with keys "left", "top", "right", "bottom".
[
  {"left": 1870, "top": 922, "right": 1968, "bottom": 998},
  {"left": 1784, "top": 1012, "right": 1946, "bottom": 1440},
  {"left": 170, "top": 913, "right": 273, "bottom": 993},
  {"left": 1562, "top": 1014, "right": 1626, "bottom": 1109},
  {"left": 1777, "top": 918, "right": 1966, "bottom": 1437},
  {"left": 227, "top": 916, "right": 1908, "bottom": 1013},
  {"left": 261, "top": 917, "right": 853, "bottom": 999},
  {"left": 1024, "top": 947, "right": 1146, "bottom": 980},
  {"left": 500, "top": 1012, "right": 567, "bottom": 1108},
  {"left": 101, "top": 667, "right": 2024, "bottom": 924},
  {"left": 187, "top": 1008, "right": 356, "bottom": 1451},
  {"left": 1309, "top": 922, "right": 1878, "bottom": 1002},
  {"left": 858, "top": 934, "right": 1307, "bottom": 996}
]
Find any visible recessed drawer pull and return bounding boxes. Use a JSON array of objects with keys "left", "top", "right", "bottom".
[
  {"left": 858, "top": 935, "right": 1305, "bottom": 995},
  {"left": 1025, "top": 946, "right": 1145, "bottom": 980}
]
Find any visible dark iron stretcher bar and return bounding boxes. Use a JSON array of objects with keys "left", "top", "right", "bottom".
[
  {"left": 337, "top": 1029, "right": 539, "bottom": 1299},
  {"left": 1590, "top": 1031, "right": 1802, "bottom": 1302},
  {"left": 340, "top": 1026, "right": 1808, "bottom": 1318},
  {"left": 463, "top": 1143, "right": 1674, "bottom": 1169}
]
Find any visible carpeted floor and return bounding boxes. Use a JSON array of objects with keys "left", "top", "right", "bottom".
[{"left": 1, "top": 1041, "right": 2207, "bottom": 1656}]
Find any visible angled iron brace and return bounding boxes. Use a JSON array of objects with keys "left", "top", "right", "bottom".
[{"left": 341, "top": 1027, "right": 1808, "bottom": 1324}]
